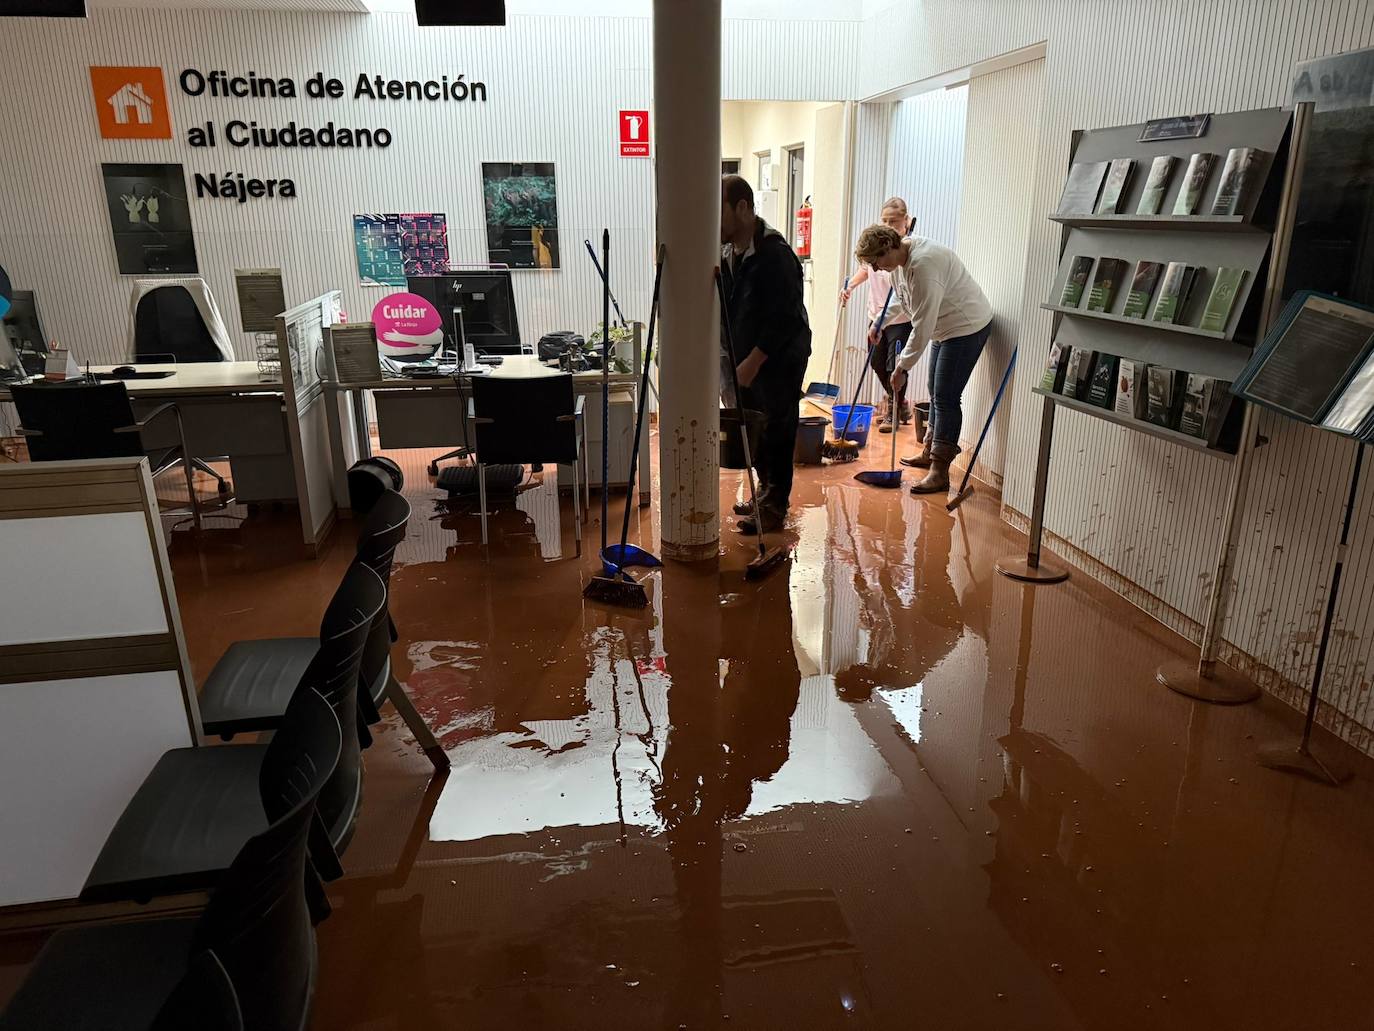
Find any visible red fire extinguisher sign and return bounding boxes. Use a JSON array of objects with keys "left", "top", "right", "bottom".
[
  {"left": 794, "top": 198, "right": 812, "bottom": 258},
  {"left": 619, "top": 110, "right": 649, "bottom": 157}
]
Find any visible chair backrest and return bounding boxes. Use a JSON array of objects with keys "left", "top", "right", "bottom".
[
  {"left": 472, "top": 372, "right": 579, "bottom": 465},
  {"left": 152, "top": 950, "right": 244, "bottom": 1031},
  {"left": 135, "top": 284, "right": 225, "bottom": 364},
  {"left": 297, "top": 560, "right": 386, "bottom": 843},
  {"left": 355, "top": 490, "right": 410, "bottom": 688},
  {"left": 11, "top": 381, "right": 142, "bottom": 461},
  {"left": 193, "top": 688, "right": 339, "bottom": 1031}
]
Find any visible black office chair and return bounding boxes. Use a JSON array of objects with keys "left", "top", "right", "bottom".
[
  {"left": 11, "top": 380, "right": 202, "bottom": 530},
  {"left": 133, "top": 281, "right": 233, "bottom": 495},
  {"left": 470, "top": 372, "right": 587, "bottom": 553},
  {"left": 80, "top": 563, "right": 384, "bottom": 905},
  {"left": 198, "top": 491, "right": 448, "bottom": 769},
  {"left": 1, "top": 688, "right": 338, "bottom": 1031}
]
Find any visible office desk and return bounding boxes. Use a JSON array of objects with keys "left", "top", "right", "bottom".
[
  {"left": 0, "top": 362, "right": 297, "bottom": 505},
  {"left": 325, "top": 353, "right": 651, "bottom": 510}
]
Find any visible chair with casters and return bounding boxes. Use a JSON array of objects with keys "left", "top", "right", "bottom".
[
  {"left": 79, "top": 564, "right": 384, "bottom": 906},
  {"left": 197, "top": 490, "right": 449, "bottom": 770},
  {"left": 129, "top": 277, "right": 236, "bottom": 496},
  {"left": 2, "top": 688, "right": 339, "bottom": 1031},
  {"left": 11, "top": 380, "right": 203, "bottom": 531},
  {"left": 469, "top": 372, "right": 588, "bottom": 554}
]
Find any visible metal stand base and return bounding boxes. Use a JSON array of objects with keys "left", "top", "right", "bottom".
[
  {"left": 1256, "top": 741, "right": 1351, "bottom": 786},
  {"left": 1156, "top": 660, "right": 1261, "bottom": 705},
  {"left": 995, "top": 555, "right": 1069, "bottom": 584}
]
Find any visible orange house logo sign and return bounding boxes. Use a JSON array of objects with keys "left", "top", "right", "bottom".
[{"left": 89, "top": 66, "right": 173, "bottom": 139}]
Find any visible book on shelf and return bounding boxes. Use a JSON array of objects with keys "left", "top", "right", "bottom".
[
  {"left": 1122, "top": 260, "right": 1165, "bottom": 318},
  {"left": 1115, "top": 359, "right": 1145, "bottom": 419},
  {"left": 1150, "top": 262, "right": 1203, "bottom": 324},
  {"left": 1062, "top": 347, "right": 1095, "bottom": 399},
  {"left": 1198, "top": 266, "right": 1249, "bottom": 333},
  {"left": 1205, "top": 380, "right": 1235, "bottom": 447},
  {"left": 1136, "top": 155, "right": 1177, "bottom": 215},
  {"left": 1145, "top": 366, "right": 1181, "bottom": 428},
  {"left": 1178, "top": 374, "right": 1209, "bottom": 437},
  {"left": 1060, "top": 255, "right": 1095, "bottom": 307},
  {"left": 1086, "top": 353, "right": 1119, "bottom": 409},
  {"left": 1085, "top": 257, "right": 1128, "bottom": 313},
  {"left": 1057, "top": 160, "right": 1110, "bottom": 215},
  {"left": 1094, "top": 158, "right": 1137, "bottom": 214},
  {"left": 1039, "top": 341, "right": 1070, "bottom": 393},
  {"left": 1171, "top": 152, "right": 1216, "bottom": 215},
  {"left": 1210, "top": 147, "right": 1265, "bottom": 216}
]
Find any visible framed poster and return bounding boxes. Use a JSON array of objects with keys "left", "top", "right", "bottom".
[
  {"left": 353, "top": 212, "right": 450, "bottom": 288},
  {"left": 100, "top": 163, "right": 197, "bottom": 275},
  {"left": 481, "top": 162, "right": 559, "bottom": 269}
]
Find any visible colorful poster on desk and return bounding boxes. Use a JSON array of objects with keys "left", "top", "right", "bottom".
[{"left": 353, "top": 212, "right": 450, "bottom": 288}]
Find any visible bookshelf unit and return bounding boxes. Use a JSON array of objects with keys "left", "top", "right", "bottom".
[{"left": 1000, "top": 102, "right": 1312, "bottom": 706}]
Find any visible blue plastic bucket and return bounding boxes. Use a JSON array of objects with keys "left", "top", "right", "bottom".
[{"left": 832, "top": 404, "right": 875, "bottom": 448}]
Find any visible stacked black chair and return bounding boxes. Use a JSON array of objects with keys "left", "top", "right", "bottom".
[
  {"left": 80, "top": 562, "right": 384, "bottom": 904},
  {"left": 11, "top": 380, "right": 203, "bottom": 529},
  {"left": 0, "top": 688, "right": 339, "bottom": 1031},
  {"left": 197, "top": 490, "right": 447, "bottom": 769}
]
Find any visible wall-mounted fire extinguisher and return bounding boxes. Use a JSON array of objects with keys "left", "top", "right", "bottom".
[{"left": 794, "top": 196, "right": 812, "bottom": 259}]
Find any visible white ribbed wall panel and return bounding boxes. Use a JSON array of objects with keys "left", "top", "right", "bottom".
[
  {"left": 0, "top": 8, "right": 853, "bottom": 374},
  {"left": 953, "top": 59, "right": 1044, "bottom": 488},
  {"left": 856, "top": 0, "right": 1374, "bottom": 752},
  {"left": 722, "top": 18, "right": 859, "bottom": 101},
  {"left": 884, "top": 86, "right": 966, "bottom": 249}
]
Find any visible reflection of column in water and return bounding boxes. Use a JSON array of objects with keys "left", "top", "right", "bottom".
[
  {"left": 824, "top": 489, "right": 863, "bottom": 675},
  {"left": 514, "top": 469, "right": 563, "bottom": 559}
]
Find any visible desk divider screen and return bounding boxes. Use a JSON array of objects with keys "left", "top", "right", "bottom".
[
  {"left": 277, "top": 291, "right": 342, "bottom": 553},
  {"left": 0, "top": 457, "right": 199, "bottom": 911}
]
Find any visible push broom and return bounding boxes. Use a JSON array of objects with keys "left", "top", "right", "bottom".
[
  {"left": 820, "top": 286, "right": 894, "bottom": 464},
  {"left": 584, "top": 246, "right": 666, "bottom": 608},
  {"left": 714, "top": 267, "right": 788, "bottom": 581},
  {"left": 945, "top": 347, "right": 1016, "bottom": 512}
]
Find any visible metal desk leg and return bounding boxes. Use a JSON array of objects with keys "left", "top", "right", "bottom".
[
  {"left": 997, "top": 393, "right": 1069, "bottom": 584},
  {"left": 352, "top": 386, "right": 372, "bottom": 462},
  {"left": 384, "top": 672, "right": 450, "bottom": 770}
]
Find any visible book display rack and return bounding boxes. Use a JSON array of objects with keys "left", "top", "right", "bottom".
[{"left": 998, "top": 103, "right": 1314, "bottom": 708}]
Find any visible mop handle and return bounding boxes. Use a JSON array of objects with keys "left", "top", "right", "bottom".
[
  {"left": 617, "top": 245, "right": 665, "bottom": 554},
  {"left": 838, "top": 287, "right": 894, "bottom": 438},
  {"left": 715, "top": 267, "right": 767, "bottom": 560},
  {"left": 584, "top": 238, "right": 628, "bottom": 327},
  {"left": 600, "top": 230, "right": 611, "bottom": 553},
  {"left": 958, "top": 348, "right": 1017, "bottom": 489},
  {"left": 819, "top": 276, "right": 850, "bottom": 386}
]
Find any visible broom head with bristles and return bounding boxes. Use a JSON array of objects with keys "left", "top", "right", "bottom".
[
  {"left": 821, "top": 436, "right": 860, "bottom": 463},
  {"left": 582, "top": 572, "right": 648, "bottom": 608}
]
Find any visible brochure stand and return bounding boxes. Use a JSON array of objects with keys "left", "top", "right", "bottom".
[
  {"left": 1229, "top": 290, "right": 1374, "bottom": 784},
  {"left": 1001, "top": 103, "right": 1313, "bottom": 709}
]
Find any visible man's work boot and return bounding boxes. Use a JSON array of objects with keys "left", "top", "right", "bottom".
[{"left": 737, "top": 507, "right": 786, "bottom": 535}]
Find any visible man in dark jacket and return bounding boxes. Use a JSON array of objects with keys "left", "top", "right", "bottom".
[{"left": 720, "top": 174, "right": 811, "bottom": 534}]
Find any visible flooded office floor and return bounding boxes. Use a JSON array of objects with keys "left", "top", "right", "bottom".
[{"left": 7, "top": 443, "right": 1374, "bottom": 1030}]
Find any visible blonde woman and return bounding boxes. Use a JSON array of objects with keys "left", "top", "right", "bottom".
[
  {"left": 852, "top": 224, "right": 993, "bottom": 495},
  {"left": 842, "top": 197, "right": 914, "bottom": 432}
]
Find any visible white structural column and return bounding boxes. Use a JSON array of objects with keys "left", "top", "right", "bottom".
[{"left": 654, "top": 0, "right": 722, "bottom": 562}]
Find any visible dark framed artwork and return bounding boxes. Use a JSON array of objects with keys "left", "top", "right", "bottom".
[
  {"left": 480, "top": 162, "right": 559, "bottom": 269},
  {"left": 100, "top": 163, "right": 198, "bottom": 275}
]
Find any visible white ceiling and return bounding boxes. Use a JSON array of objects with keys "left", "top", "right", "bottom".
[{"left": 86, "top": 0, "right": 369, "bottom": 11}]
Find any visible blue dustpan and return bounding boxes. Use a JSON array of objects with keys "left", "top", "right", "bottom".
[{"left": 601, "top": 543, "right": 661, "bottom": 577}]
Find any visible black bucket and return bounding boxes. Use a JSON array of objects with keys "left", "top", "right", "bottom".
[
  {"left": 719, "top": 407, "right": 766, "bottom": 469},
  {"left": 794, "top": 415, "right": 829, "bottom": 465}
]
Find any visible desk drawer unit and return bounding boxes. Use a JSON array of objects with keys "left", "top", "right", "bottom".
[{"left": 133, "top": 395, "right": 294, "bottom": 503}]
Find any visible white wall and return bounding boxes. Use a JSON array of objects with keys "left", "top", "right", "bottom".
[
  {"left": 0, "top": 7, "right": 857, "bottom": 369},
  {"left": 857, "top": 0, "right": 1374, "bottom": 752}
]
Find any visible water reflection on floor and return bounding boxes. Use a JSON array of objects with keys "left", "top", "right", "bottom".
[{"left": 111, "top": 444, "right": 1374, "bottom": 1027}]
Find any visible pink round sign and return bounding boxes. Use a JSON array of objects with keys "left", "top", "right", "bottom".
[{"left": 372, "top": 292, "right": 443, "bottom": 359}]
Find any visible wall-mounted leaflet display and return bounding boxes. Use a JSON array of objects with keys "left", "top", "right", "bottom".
[{"left": 1233, "top": 291, "right": 1374, "bottom": 435}]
